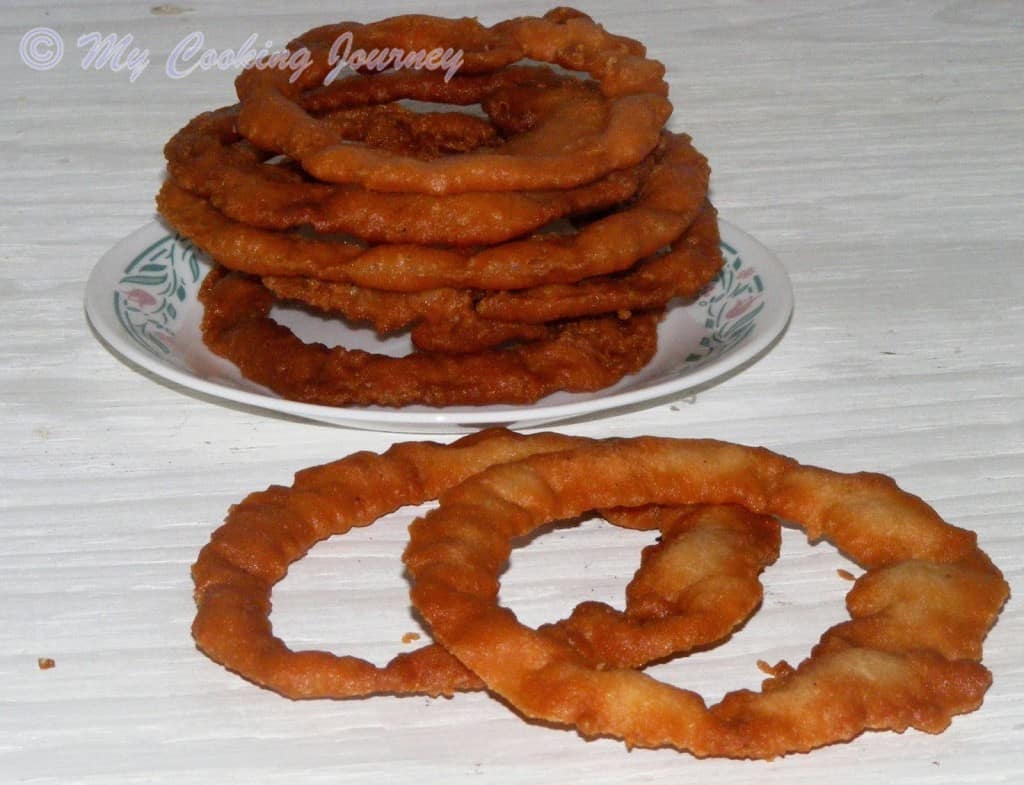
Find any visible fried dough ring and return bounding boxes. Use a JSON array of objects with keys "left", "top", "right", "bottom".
[
  {"left": 404, "top": 437, "right": 1009, "bottom": 759},
  {"left": 260, "top": 202, "right": 724, "bottom": 353},
  {"left": 191, "top": 430, "right": 580, "bottom": 699},
  {"left": 296, "top": 60, "right": 563, "bottom": 115},
  {"left": 198, "top": 267, "right": 662, "bottom": 407},
  {"left": 192, "top": 431, "right": 781, "bottom": 698},
  {"left": 476, "top": 201, "right": 723, "bottom": 324},
  {"left": 157, "top": 133, "right": 708, "bottom": 292},
  {"left": 259, "top": 280, "right": 552, "bottom": 355},
  {"left": 535, "top": 503, "right": 781, "bottom": 669},
  {"left": 235, "top": 9, "right": 671, "bottom": 193},
  {"left": 316, "top": 103, "right": 500, "bottom": 158},
  {"left": 260, "top": 279, "right": 555, "bottom": 355},
  {"left": 164, "top": 99, "right": 648, "bottom": 246}
]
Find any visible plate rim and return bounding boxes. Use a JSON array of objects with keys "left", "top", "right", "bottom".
[{"left": 84, "top": 218, "right": 793, "bottom": 430}]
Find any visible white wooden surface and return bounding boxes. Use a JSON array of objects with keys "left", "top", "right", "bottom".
[{"left": 1, "top": 1, "right": 1022, "bottom": 782}]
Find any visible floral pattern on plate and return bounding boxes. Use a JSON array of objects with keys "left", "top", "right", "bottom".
[{"left": 113, "top": 234, "right": 202, "bottom": 355}]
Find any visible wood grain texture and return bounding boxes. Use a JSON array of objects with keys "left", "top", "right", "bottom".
[{"left": 0, "top": 1, "right": 1021, "bottom": 782}]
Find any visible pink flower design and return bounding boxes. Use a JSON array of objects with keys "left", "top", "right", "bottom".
[
  {"left": 738, "top": 268, "right": 756, "bottom": 280},
  {"left": 124, "top": 288, "right": 157, "bottom": 307},
  {"left": 725, "top": 296, "right": 758, "bottom": 319}
]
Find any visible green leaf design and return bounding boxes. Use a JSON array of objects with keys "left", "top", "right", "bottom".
[
  {"left": 121, "top": 274, "right": 167, "bottom": 286},
  {"left": 684, "top": 240, "right": 766, "bottom": 367},
  {"left": 115, "top": 232, "right": 209, "bottom": 356}
]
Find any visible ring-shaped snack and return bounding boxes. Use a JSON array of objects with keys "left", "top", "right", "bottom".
[
  {"left": 404, "top": 437, "right": 1009, "bottom": 759},
  {"left": 197, "top": 267, "right": 663, "bottom": 407},
  {"left": 192, "top": 431, "right": 781, "bottom": 698},
  {"left": 165, "top": 70, "right": 652, "bottom": 246},
  {"left": 234, "top": 9, "right": 671, "bottom": 193},
  {"left": 260, "top": 201, "right": 723, "bottom": 353},
  {"left": 157, "top": 133, "right": 709, "bottom": 293}
]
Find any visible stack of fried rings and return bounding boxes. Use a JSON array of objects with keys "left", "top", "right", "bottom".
[
  {"left": 191, "top": 430, "right": 1008, "bottom": 759},
  {"left": 158, "top": 9, "right": 726, "bottom": 407}
]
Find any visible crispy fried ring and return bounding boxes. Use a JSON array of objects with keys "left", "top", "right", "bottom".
[
  {"left": 476, "top": 202, "right": 724, "bottom": 324},
  {"left": 192, "top": 431, "right": 781, "bottom": 698},
  {"left": 198, "top": 267, "right": 662, "bottom": 407},
  {"left": 235, "top": 9, "right": 671, "bottom": 193},
  {"left": 164, "top": 101, "right": 648, "bottom": 246},
  {"left": 157, "top": 133, "right": 708, "bottom": 292},
  {"left": 316, "top": 103, "right": 500, "bottom": 158},
  {"left": 536, "top": 503, "right": 781, "bottom": 669},
  {"left": 296, "top": 60, "right": 563, "bottom": 114},
  {"left": 259, "top": 281, "right": 552, "bottom": 355},
  {"left": 405, "top": 437, "right": 1009, "bottom": 759},
  {"left": 259, "top": 279, "right": 554, "bottom": 355},
  {"left": 191, "top": 430, "right": 580, "bottom": 699},
  {"left": 260, "top": 202, "right": 724, "bottom": 352}
]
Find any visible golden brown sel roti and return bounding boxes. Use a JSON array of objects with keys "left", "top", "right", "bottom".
[
  {"left": 473, "top": 202, "right": 723, "bottom": 324},
  {"left": 235, "top": 9, "right": 671, "bottom": 194},
  {"left": 198, "top": 267, "right": 663, "bottom": 407},
  {"left": 259, "top": 277, "right": 555, "bottom": 354},
  {"left": 191, "top": 430, "right": 781, "bottom": 698},
  {"left": 541, "top": 504, "right": 781, "bottom": 668},
  {"left": 164, "top": 72, "right": 655, "bottom": 246},
  {"left": 257, "top": 203, "right": 722, "bottom": 354},
  {"left": 404, "top": 437, "right": 1009, "bottom": 759},
  {"left": 191, "top": 430, "right": 1007, "bottom": 758},
  {"left": 159, "top": 132, "right": 709, "bottom": 293},
  {"left": 156, "top": 8, "right": 730, "bottom": 407}
]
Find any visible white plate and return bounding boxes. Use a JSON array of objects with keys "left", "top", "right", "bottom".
[{"left": 84, "top": 219, "right": 792, "bottom": 432}]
